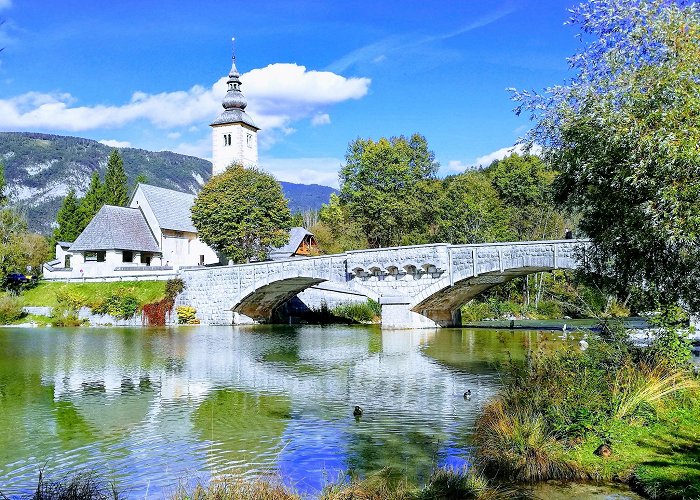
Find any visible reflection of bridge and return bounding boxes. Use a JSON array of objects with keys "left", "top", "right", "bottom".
[{"left": 178, "top": 240, "right": 585, "bottom": 328}]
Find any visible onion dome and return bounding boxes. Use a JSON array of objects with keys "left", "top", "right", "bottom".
[{"left": 211, "top": 39, "right": 259, "bottom": 130}]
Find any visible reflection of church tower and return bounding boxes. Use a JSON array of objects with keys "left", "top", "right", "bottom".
[{"left": 211, "top": 40, "right": 259, "bottom": 176}]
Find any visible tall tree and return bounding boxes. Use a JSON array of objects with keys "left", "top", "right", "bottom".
[
  {"left": 437, "top": 171, "right": 512, "bottom": 244},
  {"left": 339, "top": 133, "right": 439, "bottom": 247},
  {"left": 78, "top": 171, "right": 106, "bottom": 233},
  {"left": 0, "top": 160, "right": 7, "bottom": 206},
  {"left": 511, "top": 0, "right": 700, "bottom": 309},
  {"left": 191, "top": 164, "right": 292, "bottom": 263},
  {"left": 485, "top": 153, "right": 562, "bottom": 241},
  {"left": 54, "top": 188, "right": 82, "bottom": 242},
  {"left": 103, "top": 149, "right": 129, "bottom": 206}
]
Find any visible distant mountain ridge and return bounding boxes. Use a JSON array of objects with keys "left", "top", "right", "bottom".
[{"left": 0, "top": 132, "right": 336, "bottom": 234}]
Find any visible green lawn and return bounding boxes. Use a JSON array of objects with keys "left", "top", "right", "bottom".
[
  {"left": 564, "top": 399, "right": 700, "bottom": 499},
  {"left": 21, "top": 281, "right": 167, "bottom": 308}
]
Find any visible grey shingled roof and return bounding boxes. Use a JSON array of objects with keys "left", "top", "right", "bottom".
[
  {"left": 269, "top": 227, "right": 313, "bottom": 260},
  {"left": 136, "top": 184, "right": 198, "bottom": 233},
  {"left": 70, "top": 206, "right": 160, "bottom": 253},
  {"left": 210, "top": 108, "right": 259, "bottom": 129}
]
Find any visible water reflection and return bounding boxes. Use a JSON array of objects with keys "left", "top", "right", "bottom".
[{"left": 0, "top": 326, "right": 561, "bottom": 497}]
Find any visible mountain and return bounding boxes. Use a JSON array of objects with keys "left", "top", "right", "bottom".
[{"left": 0, "top": 132, "right": 336, "bottom": 234}]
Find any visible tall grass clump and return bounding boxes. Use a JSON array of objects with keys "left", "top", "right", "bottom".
[
  {"left": 3, "top": 470, "right": 121, "bottom": 500},
  {"left": 474, "top": 325, "right": 698, "bottom": 484},
  {"left": 332, "top": 299, "right": 381, "bottom": 324},
  {"left": 173, "top": 477, "right": 299, "bottom": 500}
]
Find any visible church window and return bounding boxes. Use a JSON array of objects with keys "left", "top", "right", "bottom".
[
  {"left": 122, "top": 250, "right": 133, "bottom": 263},
  {"left": 97, "top": 251, "right": 106, "bottom": 262},
  {"left": 228, "top": 134, "right": 232, "bottom": 145},
  {"left": 64, "top": 255, "right": 71, "bottom": 268},
  {"left": 199, "top": 255, "right": 205, "bottom": 266},
  {"left": 247, "top": 133, "right": 252, "bottom": 147}
]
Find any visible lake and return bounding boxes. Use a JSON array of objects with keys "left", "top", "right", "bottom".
[{"left": 0, "top": 325, "right": 645, "bottom": 498}]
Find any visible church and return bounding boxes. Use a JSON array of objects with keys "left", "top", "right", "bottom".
[{"left": 43, "top": 48, "right": 316, "bottom": 281}]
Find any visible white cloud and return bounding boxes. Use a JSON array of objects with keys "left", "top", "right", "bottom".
[
  {"left": 261, "top": 157, "right": 342, "bottom": 188},
  {"left": 311, "top": 113, "right": 331, "bottom": 126},
  {"left": 166, "top": 131, "right": 182, "bottom": 140},
  {"left": 98, "top": 139, "right": 131, "bottom": 148},
  {"left": 445, "top": 144, "right": 543, "bottom": 174},
  {"left": 0, "top": 64, "right": 370, "bottom": 144}
]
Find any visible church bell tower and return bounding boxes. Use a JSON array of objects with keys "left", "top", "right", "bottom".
[{"left": 210, "top": 39, "right": 259, "bottom": 176}]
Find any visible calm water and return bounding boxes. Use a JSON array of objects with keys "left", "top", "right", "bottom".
[{"left": 0, "top": 325, "right": 627, "bottom": 498}]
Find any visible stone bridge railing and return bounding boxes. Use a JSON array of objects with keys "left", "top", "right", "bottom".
[{"left": 177, "top": 239, "right": 586, "bottom": 328}]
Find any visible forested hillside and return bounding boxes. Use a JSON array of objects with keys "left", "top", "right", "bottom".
[{"left": 0, "top": 132, "right": 335, "bottom": 233}]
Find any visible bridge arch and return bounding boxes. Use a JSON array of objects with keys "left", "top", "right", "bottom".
[{"left": 405, "top": 242, "right": 580, "bottom": 327}]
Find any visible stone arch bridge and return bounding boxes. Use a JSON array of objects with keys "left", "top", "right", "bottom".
[{"left": 177, "top": 240, "right": 585, "bottom": 329}]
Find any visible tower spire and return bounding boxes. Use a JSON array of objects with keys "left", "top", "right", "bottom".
[
  {"left": 230, "top": 36, "right": 239, "bottom": 77},
  {"left": 210, "top": 37, "right": 260, "bottom": 175}
]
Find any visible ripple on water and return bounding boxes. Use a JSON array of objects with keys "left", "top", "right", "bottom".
[{"left": 0, "top": 325, "right": 560, "bottom": 497}]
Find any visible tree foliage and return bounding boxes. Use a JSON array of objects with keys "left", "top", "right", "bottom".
[
  {"left": 0, "top": 208, "right": 50, "bottom": 287},
  {"left": 339, "top": 133, "right": 439, "bottom": 247},
  {"left": 78, "top": 171, "right": 105, "bottom": 233},
  {"left": 0, "top": 160, "right": 7, "bottom": 206},
  {"left": 103, "top": 149, "right": 128, "bottom": 206},
  {"left": 53, "top": 188, "right": 82, "bottom": 243},
  {"left": 191, "top": 164, "right": 292, "bottom": 263},
  {"left": 511, "top": 0, "right": 700, "bottom": 310},
  {"left": 437, "top": 172, "right": 511, "bottom": 244}
]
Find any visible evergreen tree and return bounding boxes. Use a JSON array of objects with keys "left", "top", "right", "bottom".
[
  {"left": 103, "top": 149, "right": 129, "bottom": 206},
  {"left": 53, "top": 188, "right": 82, "bottom": 242},
  {"left": 78, "top": 171, "right": 105, "bottom": 233},
  {"left": 0, "top": 161, "right": 7, "bottom": 206}
]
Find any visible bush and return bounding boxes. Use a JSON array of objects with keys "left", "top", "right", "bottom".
[
  {"left": 176, "top": 306, "right": 198, "bottom": 324},
  {"left": 332, "top": 299, "right": 381, "bottom": 323},
  {"left": 55, "top": 289, "right": 87, "bottom": 310},
  {"left": 50, "top": 305, "right": 85, "bottom": 327},
  {"left": 165, "top": 278, "right": 185, "bottom": 300},
  {"left": 0, "top": 294, "right": 24, "bottom": 324},
  {"left": 90, "top": 288, "right": 139, "bottom": 319}
]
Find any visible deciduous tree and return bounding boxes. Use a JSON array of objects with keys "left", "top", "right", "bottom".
[
  {"left": 191, "top": 164, "right": 292, "bottom": 263},
  {"left": 339, "top": 133, "right": 439, "bottom": 247},
  {"left": 511, "top": 0, "right": 700, "bottom": 309}
]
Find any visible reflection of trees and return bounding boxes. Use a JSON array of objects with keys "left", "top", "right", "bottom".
[
  {"left": 421, "top": 329, "right": 537, "bottom": 373},
  {"left": 192, "top": 389, "right": 291, "bottom": 474},
  {"left": 345, "top": 425, "right": 442, "bottom": 484}
]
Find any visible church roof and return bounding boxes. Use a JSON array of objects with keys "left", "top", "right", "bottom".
[
  {"left": 269, "top": 227, "right": 314, "bottom": 260},
  {"left": 135, "top": 183, "right": 198, "bottom": 233},
  {"left": 70, "top": 206, "right": 160, "bottom": 253}
]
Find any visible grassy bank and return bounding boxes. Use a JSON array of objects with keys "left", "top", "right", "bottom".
[
  {"left": 473, "top": 323, "right": 700, "bottom": 499},
  {"left": 20, "top": 281, "right": 167, "bottom": 308}
]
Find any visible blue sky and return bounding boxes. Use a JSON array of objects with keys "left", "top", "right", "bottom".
[{"left": 0, "top": 0, "right": 579, "bottom": 187}]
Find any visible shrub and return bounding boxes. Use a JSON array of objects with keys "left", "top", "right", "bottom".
[
  {"left": 90, "top": 288, "right": 139, "bottom": 320},
  {"left": 165, "top": 278, "right": 185, "bottom": 300},
  {"left": 55, "top": 289, "right": 87, "bottom": 310},
  {"left": 461, "top": 301, "right": 493, "bottom": 322},
  {"left": 0, "top": 294, "right": 24, "bottom": 324},
  {"left": 332, "top": 299, "right": 381, "bottom": 323},
  {"left": 50, "top": 304, "right": 85, "bottom": 327},
  {"left": 176, "top": 306, "right": 198, "bottom": 324}
]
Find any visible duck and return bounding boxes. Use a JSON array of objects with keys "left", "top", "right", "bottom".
[
  {"left": 353, "top": 405, "right": 363, "bottom": 417},
  {"left": 463, "top": 390, "right": 472, "bottom": 400}
]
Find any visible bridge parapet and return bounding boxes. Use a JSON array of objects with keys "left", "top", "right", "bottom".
[{"left": 177, "top": 240, "right": 587, "bottom": 328}]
